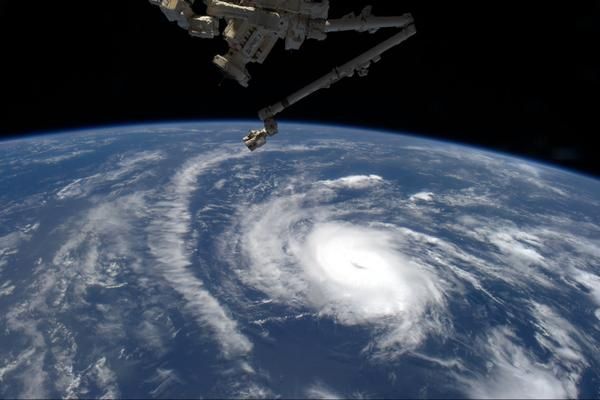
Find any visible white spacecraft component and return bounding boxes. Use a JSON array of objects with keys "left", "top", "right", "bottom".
[{"left": 149, "top": 0, "right": 417, "bottom": 150}]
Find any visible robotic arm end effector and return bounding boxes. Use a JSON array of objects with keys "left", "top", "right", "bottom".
[{"left": 243, "top": 118, "right": 279, "bottom": 151}]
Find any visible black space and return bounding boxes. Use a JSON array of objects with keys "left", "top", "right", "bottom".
[{"left": 1, "top": 1, "right": 598, "bottom": 176}]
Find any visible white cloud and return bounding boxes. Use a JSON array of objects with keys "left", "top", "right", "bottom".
[
  {"left": 440, "top": 188, "right": 500, "bottom": 208},
  {"left": 233, "top": 383, "right": 273, "bottom": 399},
  {"left": 408, "top": 351, "right": 466, "bottom": 370},
  {"left": 572, "top": 269, "right": 600, "bottom": 307},
  {"left": 300, "top": 222, "right": 443, "bottom": 326},
  {"left": 488, "top": 230, "right": 546, "bottom": 267},
  {"left": 213, "top": 178, "right": 227, "bottom": 190},
  {"left": 2, "top": 145, "right": 264, "bottom": 397},
  {"left": 319, "top": 175, "right": 384, "bottom": 189},
  {"left": 0, "top": 347, "right": 36, "bottom": 383},
  {"left": 56, "top": 151, "right": 164, "bottom": 200},
  {"left": 530, "top": 303, "right": 589, "bottom": 374},
  {"left": 52, "top": 193, "right": 148, "bottom": 294},
  {"left": 116, "top": 150, "right": 164, "bottom": 168},
  {"left": 49, "top": 321, "right": 80, "bottom": 399},
  {"left": 409, "top": 191, "right": 434, "bottom": 202},
  {"left": 0, "top": 281, "right": 15, "bottom": 297},
  {"left": 147, "top": 150, "right": 253, "bottom": 359},
  {"left": 147, "top": 368, "right": 183, "bottom": 398},
  {"left": 0, "top": 223, "right": 40, "bottom": 271},
  {"left": 16, "top": 350, "right": 48, "bottom": 399},
  {"left": 31, "top": 150, "right": 94, "bottom": 164},
  {"left": 305, "top": 382, "right": 343, "bottom": 399},
  {"left": 0, "top": 192, "right": 153, "bottom": 398},
  {"left": 56, "top": 177, "right": 88, "bottom": 199},
  {"left": 459, "top": 327, "right": 577, "bottom": 399},
  {"left": 89, "top": 357, "right": 119, "bottom": 399},
  {"left": 440, "top": 217, "right": 561, "bottom": 289}
]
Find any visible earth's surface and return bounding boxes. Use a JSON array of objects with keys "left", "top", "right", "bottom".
[{"left": 0, "top": 122, "right": 599, "bottom": 399}]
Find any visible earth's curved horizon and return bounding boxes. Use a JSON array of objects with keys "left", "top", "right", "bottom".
[
  {"left": 1, "top": 122, "right": 599, "bottom": 398},
  {"left": 5, "top": 120, "right": 598, "bottom": 181}
]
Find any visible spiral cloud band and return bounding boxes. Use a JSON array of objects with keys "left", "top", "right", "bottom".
[{"left": 225, "top": 175, "right": 448, "bottom": 354}]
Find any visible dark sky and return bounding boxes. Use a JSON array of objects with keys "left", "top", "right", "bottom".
[{"left": 1, "top": 1, "right": 599, "bottom": 176}]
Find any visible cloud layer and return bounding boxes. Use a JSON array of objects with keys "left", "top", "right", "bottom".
[{"left": 1, "top": 124, "right": 599, "bottom": 398}]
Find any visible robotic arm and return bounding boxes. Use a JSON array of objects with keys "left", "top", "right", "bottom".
[{"left": 243, "top": 20, "right": 416, "bottom": 151}]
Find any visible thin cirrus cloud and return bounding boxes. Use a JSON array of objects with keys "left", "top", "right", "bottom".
[{"left": 147, "top": 150, "right": 254, "bottom": 359}]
